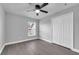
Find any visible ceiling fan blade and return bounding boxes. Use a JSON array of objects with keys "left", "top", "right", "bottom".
[
  {"left": 35, "top": 5, "right": 41, "bottom": 9},
  {"left": 40, "top": 3, "right": 48, "bottom": 8},
  {"left": 40, "top": 10, "right": 48, "bottom": 13}
]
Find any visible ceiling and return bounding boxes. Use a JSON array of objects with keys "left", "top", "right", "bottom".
[{"left": 1, "top": 3, "right": 78, "bottom": 19}]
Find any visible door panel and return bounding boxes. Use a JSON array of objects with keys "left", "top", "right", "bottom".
[{"left": 52, "top": 12, "right": 73, "bottom": 49}]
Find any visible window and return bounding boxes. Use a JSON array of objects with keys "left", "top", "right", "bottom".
[{"left": 27, "top": 21, "right": 36, "bottom": 36}]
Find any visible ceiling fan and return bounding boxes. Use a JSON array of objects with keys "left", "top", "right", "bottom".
[{"left": 27, "top": 3, "right": 48, "bottom": 16}]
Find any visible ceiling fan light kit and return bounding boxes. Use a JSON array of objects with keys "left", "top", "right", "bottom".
[
  {"left": 27, "top": 3, "right": 49, "bottom": 16},
  {"left": 35, "top": 10, "right": 40, "bottom": 13}
]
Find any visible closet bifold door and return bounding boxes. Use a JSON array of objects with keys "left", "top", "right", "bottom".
[{"left": 52, "top": 12, "right": 73, "bottom": 49}]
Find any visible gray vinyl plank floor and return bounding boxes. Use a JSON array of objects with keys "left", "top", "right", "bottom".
[{"left": 1, "top": 39, "right": 79, "bottom": 55}]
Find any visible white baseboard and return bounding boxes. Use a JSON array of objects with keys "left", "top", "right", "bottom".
[
  {"left": 40, "top": 38, "right": 52, "bottom": 43},
  {"left": 40, "top": 38, "right": 79, "bottom": 53},
  {"left": 71, "top": 48, "right": 79, "bottom": 53},
  {"left": 5, "top": 38, "right": 37, "bottom": 46},
  {"left": 0, "top": 44, "right": 5, "bottom": 54},
  {"left": 0, "top": 37, "right": 38, "bottom": 54},
  {"left": 2, "top": 38, "right": 79, "bottom": 54}
]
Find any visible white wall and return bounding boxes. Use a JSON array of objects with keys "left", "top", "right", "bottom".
[
  {"left": 73, "top": 6, "right": 79, "bottom": 50},
  {"left": 40, "top": 5, "right": 79, "bottom": 51},
  {"left": 0, "top": 5, "right": 5, "bottom": 51},
  {"left": 39, "top": 17, "right": 52, "bottom": 42},
  {"left": 5, "top": 13, "right": 39, "bottom": 43},
  {"left": 52, "top": 12, "right": 73, "bottom": 48},
  {"left": 39, "top": 12, "right": 73, "bottom": 49},
  {"left": 39, "top": 6, "right": 74, "bottom": 43}
]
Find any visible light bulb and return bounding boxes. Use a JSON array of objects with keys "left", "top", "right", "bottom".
[{"left": 35, "top": 10, "right": 40, "bottom": 13}]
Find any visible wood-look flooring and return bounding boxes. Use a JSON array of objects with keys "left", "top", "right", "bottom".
[{"left": 1, "top": 39, "right": 79, "bottom": 55}]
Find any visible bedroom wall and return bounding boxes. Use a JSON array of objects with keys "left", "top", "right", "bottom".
[
  {"left": 73, "top": 6, "right": 79, "bottom": 50},
  {"left": 39, "top": 6, "right": 75, "bottom": 43},
  {"left": 5, "top": 13, "right": 39, "bottom": 43},
  {"left": 39, "top": 17, "right": 52, "bottom": 42},
  {"left": 40, "top": 5, "right": 79, "bottom": 51},
  {"left": 0, "top": 5, "right": 5, "bottom": 52}
]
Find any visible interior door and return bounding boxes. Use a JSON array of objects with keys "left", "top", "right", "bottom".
[{"left": 52, "top": 12, "right": 73, "bottom": 49}]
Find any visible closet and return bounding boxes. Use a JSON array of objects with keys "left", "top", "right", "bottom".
[{"left": 52, "top": 12, "right": 73, "bottom": 49}]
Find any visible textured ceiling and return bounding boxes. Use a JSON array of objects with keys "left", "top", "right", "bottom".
[{"left": 1, "top": 3, "right": 78, "bottom": 19}]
